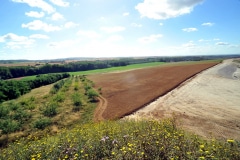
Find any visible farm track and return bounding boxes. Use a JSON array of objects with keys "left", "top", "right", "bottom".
[{"left": 94, "top": 95, "right": 108, "bottom": 122}]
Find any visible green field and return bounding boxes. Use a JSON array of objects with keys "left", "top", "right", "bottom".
[{"left": 69, "top": 62, "right": 166, "bottom": 76}]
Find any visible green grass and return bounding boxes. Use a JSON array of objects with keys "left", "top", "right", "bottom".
[
  {"left": 20, "top": 75, "right": 37, "bottom": 81},
  {"left": 69, "top": 62, "right": 166, "bottom": 76},
  {"left": 1, "top": 119, "right": 239, "bottom": 160}
]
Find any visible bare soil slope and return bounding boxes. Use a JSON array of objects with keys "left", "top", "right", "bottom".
[
  {"left": 126, "top": 59, "right": 240, "bottom": 140},
  {"left": 89, "top": 61, "right": 218, "bottom": 120}
]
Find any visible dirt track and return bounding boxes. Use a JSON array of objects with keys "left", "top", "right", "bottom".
[
  {"left": 125, "top": 59, "right": 240, "bottom": 140},
  {"left": 89, "top": 61, "right": 218, "bottom": 120}
]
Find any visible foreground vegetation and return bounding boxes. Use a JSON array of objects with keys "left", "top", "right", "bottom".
[{"left": 0, "top": 119, "right": 239, "bottom": 160}]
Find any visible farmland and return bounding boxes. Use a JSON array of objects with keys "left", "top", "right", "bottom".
[
  {"left": 1, "top": 59, "right": 240, "bottom": 159},
  {"left": 89, "top": 60, "right": 220, "bottom": 120}
]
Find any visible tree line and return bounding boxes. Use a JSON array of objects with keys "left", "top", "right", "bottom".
[
  {"left": 0, "top": 73, "right": 70, "bottom": 103},
  {"left": 0, "top": 56, "right": 226, "bottom": 80},
  {"left": 0, "top": 60, "right": 128, "bottom": 80}
]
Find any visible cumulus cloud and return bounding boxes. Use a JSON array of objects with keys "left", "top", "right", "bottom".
[
  {"left": 49, "top": 0, "right": 69, "bottom": 7},
  {"left": 0, "top": 33, "right": 36, "bottom": 49},
  {"left": 202, "top": 22, "right": 214, "bottom": 26},
  {"left": 215, "top": 42, "right": 229, "bottom": 45},
  {"left": 64, "top": 22, "right": 79, "bottom": 29},
  {"left": 182, "top": 27, "right": 198, "bottom": 32},
  {"left": 29, "top": 34, "right": 49, "bottom": 39},
  {"left": 131, "top": 23, "right": 142, "bottom": 28},
  {"left": 100, "top": 26, "right": 125, "bottom": 33},
  {"left": 135, "top": 0, "right": 204, "bottom": 20},
  {"left": 77, "top": 30, "right": 101, "bottom": 39},
  {"left": 51, "top": 12, "right": 64, "bottom": 21},
  {"left": 138, "top": 34, "right": 163, "bottom": 44},
  {"left": 12, "top": 0, "right": 55, "bottom": 14},
  {"left": 22, "top": 20, "right": 61, "bottom": 32},
  {"left": 0, "top": 33, "right": 28, "bottom": 42},
  {"left": 25, "top": 11, "right": 45, "bottom": 18}
]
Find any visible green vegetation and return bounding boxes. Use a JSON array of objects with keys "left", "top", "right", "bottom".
[
  {"left": 0, "top": 75, "right": 99, "bottom": 147},
  {"left": 70, "top": 62, "right": 166, "bottom": 75},
  {"left": 0, "top": 119, "right": 239, "bottom": 159}
]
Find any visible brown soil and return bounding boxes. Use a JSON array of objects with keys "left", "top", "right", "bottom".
[
  {"left": 125, "top": 59, "right": 240, "bottom": 140},
  {"left": 89, "top": 61, "right": 219, "bottom": 120}
]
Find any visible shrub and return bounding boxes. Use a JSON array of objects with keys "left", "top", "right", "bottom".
[
  {"left": 33, "top": 118, "right": 51, "bottom": 130},
  {"left": 0, "top": 119, "right": 20, "bottom": 134},
  {"left": 12, "top": 109, "right": 32, "bottom": 124},
  {"left": 52, "top": 93, "right": 65, "bottom": 103},
  {"left": 72, "top": 93, "right": 82, "bottom": 110},
  {"left": 0, "top": 105, "right": 9, "bottom": 118},
  {"left": 42, "top": 103, "right": 58, "bottom": 117},
  {"left": 87, "top": 89, "right": 99, "bottom": 102}
]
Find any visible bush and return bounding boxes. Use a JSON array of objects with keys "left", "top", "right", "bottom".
[
  {"left": 0, "top": 119, "right": 21, "bottom": 134},
  {"left": 33, "top": 118, "right": 51, "bottom": 130},
  {"left": 87, "top": 89, "right": 99, "bottom": 102},
  {"left": 72, "top": 93, "right": 82, "bottom": 111},
  {"left": 52, "top": 93, "right": 65, "bottom": 103},
  {"left": 0, "top": 105, "right": 9, "bottom": 118},
  {"left": 12, "top": 109, "right": 32, "bottom": 124},
  {"left": 42, "top": 103, "right": 58, "bottom": 117}
]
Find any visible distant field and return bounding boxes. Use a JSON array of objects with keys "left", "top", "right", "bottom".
[{"left": 69, "top": 62, "right": 166, "bottom": 76}]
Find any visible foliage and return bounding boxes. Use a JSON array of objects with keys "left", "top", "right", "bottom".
[
  {"left": 0, "top": 119, "right": 239, "bottom": 159},
  {"left": 33, "top": 118, "right": 52, "bottom": 130},
  {"left": 0, "top": 73, "right": 70, "bottom": 103},
  {"left": 72, "top": 93, "right": 82, "bottom": 110},
  {"left": 0, "top": 119, "right": 21, "bottom": 134},
  {"left": 42, "top": 102, "right": 58, "bottom": 117},
  {"left": 86, "top": 89, "right": 99, "bottom": 102}
]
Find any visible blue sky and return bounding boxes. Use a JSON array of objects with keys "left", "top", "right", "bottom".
[{"left": 0, "top": 0, "right": 240, "bottom": 60}]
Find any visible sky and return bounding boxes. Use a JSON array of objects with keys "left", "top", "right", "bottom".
[{"left": 0, "top": 0, "right": 240, "bottom": 60}]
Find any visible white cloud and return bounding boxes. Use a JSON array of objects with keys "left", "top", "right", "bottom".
[
  {"left": 135, "top": 0, "right": 204, "bottom": 20},
  {"left": 0, "top": 33, "right": 28, "bottom": 42},
  {"left": 131, "top": 23, "right": 142, "bottom": 28},
  {"left": 51, "top": 12, "right": 64, "bottom": 21},
  {"left": 22, "top": 20, "right": 61, "bottom": 32},
  {"left": 49, "top": 0, "right": 69, "bottom": 7},
  {"left": 0, "top": 33, "right": 36, "bottom": 49},
  {"left": 138, "top": 34, "right": 163, "bottom": 44},
  {"left": 159, "top": 23, "right": 164, "bottom": 26},
  {"left": 215, "top": 42, "right": 229, "bottom": 45},
  {"left": 77, "top": 30, "right": 101, "bottom": 39},
  {"left": 182, "top": 41, "right": 196, "bottom": 47},
  {"left": 64, "top": 22, "right": 79, "bottom": 29},
  {"left": 202, "top": 22, "right": 214, "bottom": 26},
  {"left": 12, "top": 0, "right": 55, "bottom": 14},
  {"left": 182, "top": 27, "right": 198, "bottom": 32},
  {"left": 29, "top": 34, "right": 49, "bottom": 39},
  {"left": 123, "top": 12, "right": 129, "bottom": 16},
  {"left": 6, "top": 39, "right": 35, "bottom": 49},
  {"left": 100, "top": 26, "right": 125, "bottom": 33},
  {"left": 25, "top": 11, "right": 45, "bottom": 18}
]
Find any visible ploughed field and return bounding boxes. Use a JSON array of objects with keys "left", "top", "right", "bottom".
[{"left": 89, "top": 61, "right": 219, "bottom": 120}]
